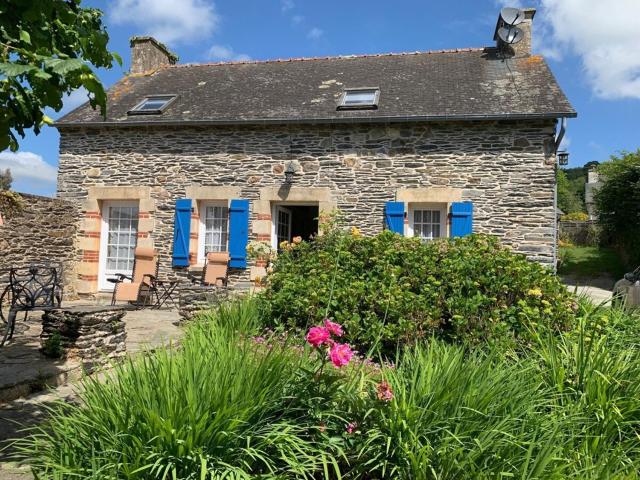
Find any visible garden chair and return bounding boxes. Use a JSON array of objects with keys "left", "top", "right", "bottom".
[
  {"left": 188, "top": 252, "right": 229, "bottom": 288},
  {"left": 109, "top": 247, "right": 159, "bottom": 306}
]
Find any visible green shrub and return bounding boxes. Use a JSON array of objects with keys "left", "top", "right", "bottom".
[
  {"left": 560, "top": 211, "right": 589, "bottom": 222},
  {"left": 595, "top": 149, "right": 640, "bottom": 268},
  {"left": 14, "top": 299, "right": 640, "bottom": 479},
  {"left": 355, "top": 303, "right": 640, "bottom": 479},
  {"left": 260, "top": 230, "right": 575, "bottom": 354},
  {"left": 41, "top": 331, "right": 64, "bottom": 359}
]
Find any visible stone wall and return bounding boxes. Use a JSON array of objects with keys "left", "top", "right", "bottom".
[
  {"left": 559, "top": 220, "right": 599, "bottom": 246},
  {"left": 41, "top": 305, "right": 128, "bottom": 372},
  {"left": 0, "top": 193, "right": 78, "bottom": 297},
  {"left": 57, "top": 120, "right": 558, "bottom": 294}
]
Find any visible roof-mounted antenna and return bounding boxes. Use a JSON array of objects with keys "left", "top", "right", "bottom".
[
  {"left": 498, "top": 7, "right": 525, "bottom": 45},
  {"left": 498, "top": 26, "right": 524, "bottom": 44},
  {"left": 500, "top": 7, "right": 525, "bottom": 26}
]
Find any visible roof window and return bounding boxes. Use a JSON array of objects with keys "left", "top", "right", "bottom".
[
  {"left": 128, "top": 95, "right": 176, "bottom": 115},
  {"left": 338, "top": 88, "right": 379, "bottom": 110}
]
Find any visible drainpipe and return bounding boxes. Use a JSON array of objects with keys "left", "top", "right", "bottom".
[
  {"left": 552, "top": 118, "right": 567, "bottom": 273},
  {"left": 553, "top": 163, "right": 558, "bottom": 273}
]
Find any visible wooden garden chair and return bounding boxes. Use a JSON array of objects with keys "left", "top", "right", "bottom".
[{"left": 109, "top": 247, "right": 159, "bottom": 306}]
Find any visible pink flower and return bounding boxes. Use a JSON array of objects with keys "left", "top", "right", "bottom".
[
  {"left": 252, "top": 336, "right": 265, "bottom": 344},
  {"left": 329, "top": 343, "right": 353, "bottom": 368},
  {"left": 376, "top": 381, "right": 394, "bottom": 402},
  {"left": 306, "top": 327, "right": 331, "bottom": 348},
  {"left": 323, "top": 319, "right": 343, "bottom": 337},
  {"left": 346, "top": 422, "right": 357, "bottom": 434}
]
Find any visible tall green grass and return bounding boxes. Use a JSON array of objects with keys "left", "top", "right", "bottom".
[
  {"left": 14, "top": 300, "right": 347, "bottom": 479},
  {"left": 12, "top": 298, "right": 640, "bottom": 479},
  {"left": 356, "top": 299, "right": 640, "bottom": 479}
]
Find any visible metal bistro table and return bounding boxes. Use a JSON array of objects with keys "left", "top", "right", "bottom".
[
  {"left": 0, "top": 264, "right": 63, "bottom": 347},
  {"left": 154, "top": 279, "right": 180, "bottom": 309}
]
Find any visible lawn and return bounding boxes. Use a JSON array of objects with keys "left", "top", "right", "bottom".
[{"left": 559, "top": 245, "right": 627, "bottom": 279}]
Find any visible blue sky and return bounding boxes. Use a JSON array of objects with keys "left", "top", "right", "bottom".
[{"left": 2, "top": 0, "right": 639, "bottom": 196}]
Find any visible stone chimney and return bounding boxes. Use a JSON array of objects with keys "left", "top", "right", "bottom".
[
  {"left": 129, "top": 36, "right": 178, "bottom": 74},
  {"left": 493, "top": 7, "right": 536, "bottom": 57}
]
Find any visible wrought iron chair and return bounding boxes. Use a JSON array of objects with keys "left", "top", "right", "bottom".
[{"left": 0, "top": 264, "right": 63, "bottom": 347}]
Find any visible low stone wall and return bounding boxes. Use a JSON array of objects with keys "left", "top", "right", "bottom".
[
  {"left": 41, "top": 305, "right": 128, "bottom": 372},
  {"left": 178, "top": 284, "right": 231, "bottom": 322},
  {"left": 559, "top": 220, "right": 599, "bottom": 246},
  {"left": 0, "top": 193, "right": 78, "bottom": 297}
]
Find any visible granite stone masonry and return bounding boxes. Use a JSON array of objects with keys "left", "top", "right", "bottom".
[
  {"left": 57, "top": 119, "right": 558, "bottom": 293},
  {"left": 0, "top": 193, "right": 78, "bottom": 297},
  {"left": 41, "top": 305, "right": 128, "bottom": 372}
]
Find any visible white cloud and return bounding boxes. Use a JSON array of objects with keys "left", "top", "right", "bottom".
[
  {"left": 291, "top": 14, "right": 304, "bottom": 25},
  {"left": 110, "top": 0, "right": 219, "bottom": 45},
  {"left": 307, "top": 27, "right": 323, "bottom": 40},
  {"left": 207, "top": 45, "right": 251, "bottom": 62},
  {"left": 539, "top": 0, "right": 640, "bottom": 99},
  {"left": 495, "top": 0, "right": 640, "bottom": 99},
  {"left": 281, "top": 0, "right": 294, "bottom": 12},
  {"left": 0, "top": 151, "right": 57, "bottom": 185}
]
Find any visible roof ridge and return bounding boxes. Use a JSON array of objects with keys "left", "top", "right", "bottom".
[{"left": 170, "top": 47, "right": 490, "bottom": 69}]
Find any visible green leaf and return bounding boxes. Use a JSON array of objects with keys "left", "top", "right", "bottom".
[
  {"left": 0, "top": 63, "right": 36, "bottom": 77},
  {"left": 112, "top": 51, "right": 123, "bottom": 67},
  {"left": 19, "top": 30, "right": 31, "bottom": 44},
  {"left": 43, "top": 58, "right": 86, "bottom": 75}
]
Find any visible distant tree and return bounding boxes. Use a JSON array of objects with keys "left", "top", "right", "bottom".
[
  {"left": 0, "top": 0, "right": 121, "bottom": 151},
  {"left": 595, "top": 149, "right": 640, "bottom": 267},
  {"left": 557, "top": 168, "right": 584, "bottom": 214},
  {"left": 0, "top": 168, "right": 11, "bottom": 190}
]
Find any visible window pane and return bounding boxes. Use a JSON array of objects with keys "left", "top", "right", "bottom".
[
  {"left": 105, "top": 205, "right": 139, "bottom": 272},
  {"left": 136, "top": 97, "right": 172, "bottom": 111},
  {"left": 203, "top": 204, "right": 229, "bottom": 253},
  {"left": 344, "top": 90, "right": 377, "bottom": 105}
]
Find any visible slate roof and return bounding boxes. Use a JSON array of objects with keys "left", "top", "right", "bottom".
[{"left": 57, "top": 48, "right": 576, "bottom": 128}]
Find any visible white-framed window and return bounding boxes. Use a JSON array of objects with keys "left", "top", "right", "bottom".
[
  {"left": 408, "top": 204, "right": 447, "bottom": 241},
  {"left": 98, "top": 201, "right": 139, "bottom": 291},
  {"left": 128, "top": 95, "right": 176, "bottom": 115},
  {"left": 198, "top": 201, "right": 229, "bottom": 263},
  {"left": 338, "top": 88, "right": 380, "bottom": 110}
]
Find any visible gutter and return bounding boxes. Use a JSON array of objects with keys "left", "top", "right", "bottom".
[{"left": 55, "top": 111, "right": 577, "bottom": 129}]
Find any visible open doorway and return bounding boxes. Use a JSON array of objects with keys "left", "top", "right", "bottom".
[{"left": 272, "top": 204, "right": 319, "bottom": 249}]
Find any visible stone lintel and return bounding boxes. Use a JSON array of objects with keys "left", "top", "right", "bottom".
[{"left": 396, "top": 187, "right": 463, "bottom": 204}]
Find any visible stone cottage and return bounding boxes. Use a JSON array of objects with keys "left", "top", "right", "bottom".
[{"left": 56, "top": 8, "right": 575, "bottom": 295}]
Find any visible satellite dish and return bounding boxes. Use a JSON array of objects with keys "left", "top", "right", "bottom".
[
  {"left": 500, "top": 7, "right": 525, "bottom": 26},
  {"left": 498, "top": 26, "right": 524, "bottom": 44}
]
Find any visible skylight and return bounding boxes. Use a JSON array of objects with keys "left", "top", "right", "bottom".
[
  {"left": 128, "top": 95, "right": 176, "bottom": 115},
  {"left": 338, "top": 88, "right": 380, "bottom": 110}
]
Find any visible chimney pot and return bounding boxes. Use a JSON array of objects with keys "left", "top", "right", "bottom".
[
  {"left": 129, "top": 36, "right": 178, "bottom": 74},
  {"left": 494, "top": 7, "right": 536, "bottom": 57}
]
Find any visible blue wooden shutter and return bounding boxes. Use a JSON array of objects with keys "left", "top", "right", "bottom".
[
  {"left": 384, "top": 201, "right": 404, "bottom": 235},
  {"left": 172, "top": 199, "right": 192, "bottom": 267},
  {"left": 228, "top": 199, "right": 250, "bottom": 268},
  {"left": 450, "top": 202, "right": 473, "bottom": 237}
]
